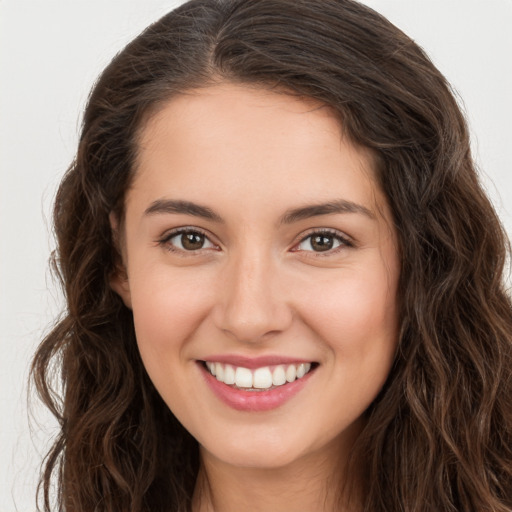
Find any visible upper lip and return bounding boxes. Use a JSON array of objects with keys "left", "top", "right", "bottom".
[{"left": 199, "top": 354, "right": 316, "bottom": 369}]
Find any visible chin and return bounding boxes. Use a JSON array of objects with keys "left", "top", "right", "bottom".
[
  {"left": 210, "top": 447, "right": 302, "bottom": 470},
  {"left": 200, "top": 430, "right": 308, "bottom": 470}
]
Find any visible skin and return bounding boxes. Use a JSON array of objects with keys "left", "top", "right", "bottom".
[{"left": 112, "top": 83, "right": 400, "bottom": 511}]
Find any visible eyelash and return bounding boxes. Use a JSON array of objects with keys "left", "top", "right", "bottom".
[{"left": 157, "top": 227, "right": 353, "bottom": 255}]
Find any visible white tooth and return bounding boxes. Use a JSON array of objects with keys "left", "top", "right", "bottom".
[
  {"left": 235, "top": 367, "right": 253, "bottom": 388},
  {"left": 253, "top": 367, "right": 273, "bottom": 389},
  {"left": 272, "top": 365, "right": 287, "bottom": 386},
  {"left": 215, "top": 362, "right": 224, "bottom": 382},
  {"left": 296, "top": 363, "right": 306, "bottom": 378},
  {"left": 304, "top": 362, "right": 311, "bottom": 374},
  {"left": 206, "top": 361, "right": 215, "bottom": 375},
  {"left": 223, "top": 364, "right": 236, "bottom": 385},
  {"left": 285, "top": 364, "right": 297, "bottom": 383}
]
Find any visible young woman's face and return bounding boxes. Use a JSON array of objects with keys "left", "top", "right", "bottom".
[{"left": 114, "top": 84, "right": 400, "bottom": 470}]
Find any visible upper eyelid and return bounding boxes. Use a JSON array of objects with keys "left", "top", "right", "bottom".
[
  {"left": 159, "top": 226, "right": 214, "bottom": 242},
  {"left": 294, "top": 227, "right": 353, "bottom": 245}
]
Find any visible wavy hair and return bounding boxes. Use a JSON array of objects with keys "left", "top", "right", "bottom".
[{"left": 32, "top": 0, "right": 512, "bottom": 510}]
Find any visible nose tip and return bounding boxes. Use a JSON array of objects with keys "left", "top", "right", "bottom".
[
  {"left": 213, "top": 257, "right": 293, "bottom": 344},
  {"left": 221, "top": 312, "right": 285, "bottom": 344}
]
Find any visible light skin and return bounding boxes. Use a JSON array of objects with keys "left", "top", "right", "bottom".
[{"left": 112, "top": 83, "right": 400, "bottom": 512}]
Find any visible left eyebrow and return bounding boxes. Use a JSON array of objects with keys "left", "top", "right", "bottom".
[{"left": 279, "top": 199, "right": 375, "bottom": 225}]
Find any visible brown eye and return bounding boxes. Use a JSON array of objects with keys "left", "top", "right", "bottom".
[
  {"left": 310, "top": 235, "right": 334, "bottom": 252},
  {"left": 181, "top": 232, "right": 205, "bottom": 250},
  {"left": 295, "top": 231, "right": 350, "bottom": 253},
  {"left": 165, "top": 230, "right": 216, "bottom": 252}
]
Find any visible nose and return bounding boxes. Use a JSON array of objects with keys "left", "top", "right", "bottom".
[{"left": 213, "top": 251, "right": 293, "bottom": 344}]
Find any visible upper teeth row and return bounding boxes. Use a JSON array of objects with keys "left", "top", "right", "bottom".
[{"left": 206, "top": 362, "right": 312, "bottom": 390}]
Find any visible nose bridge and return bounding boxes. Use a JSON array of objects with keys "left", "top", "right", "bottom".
[{"left": 215, "top": 243, "right": 291, "bottom": 343}]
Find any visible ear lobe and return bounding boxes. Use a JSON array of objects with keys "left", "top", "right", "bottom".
[{"left": 109, "top": 212, "right": 132, "bottom": 309}]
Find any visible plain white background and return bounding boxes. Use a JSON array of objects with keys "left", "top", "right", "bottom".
[{"left": 1, "top": 1, "right": 511, "bottom": 510}]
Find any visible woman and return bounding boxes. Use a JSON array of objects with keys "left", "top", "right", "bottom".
[{"left": 32, "top": 0, "right": 512, "bottom": 511}]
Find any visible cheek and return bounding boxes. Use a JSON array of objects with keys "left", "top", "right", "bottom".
[
  {"left": 295, "top": 266, "right": 399, "bottom": 425},
  {"left": 303, "top": 271, "right": 397, "bottom": 340},
  {"left": 129, "top": 267, "right": 215, "bottom": 365}
]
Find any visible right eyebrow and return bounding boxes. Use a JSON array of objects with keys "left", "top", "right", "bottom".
[{"left": 144, "top": 199, "right": 224, "bottom": 222}]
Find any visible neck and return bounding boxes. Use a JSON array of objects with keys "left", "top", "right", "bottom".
[{"left": 192, "top": 435, "right": 363, "bottom": 512}]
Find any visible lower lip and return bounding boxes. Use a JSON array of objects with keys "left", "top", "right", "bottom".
[{"left": 199, "top": 362, "right": 315, "bottom": 412}]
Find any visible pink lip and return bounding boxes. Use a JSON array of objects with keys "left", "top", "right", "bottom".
[
  {"left": 198, "top": 361, "right": 316, "bottom": 412},
  {"left": 201, "top": 354, "right": 314, "bottom": 369}
]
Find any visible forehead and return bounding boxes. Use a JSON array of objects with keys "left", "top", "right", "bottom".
[
  {"left": 129, "top": 83, "right": 385, "bottom": 218},
  {"left": 139, "top": 85, "right": 342, "bottom": 157}
]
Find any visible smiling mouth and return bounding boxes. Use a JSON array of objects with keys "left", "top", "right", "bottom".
[{"left": 201, "top": 361, "right": 318, "bottom": 391}]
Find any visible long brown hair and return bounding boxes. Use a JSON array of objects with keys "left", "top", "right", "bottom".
[{"left": 32, "top": 0, "right": 512, "bottom": 510}]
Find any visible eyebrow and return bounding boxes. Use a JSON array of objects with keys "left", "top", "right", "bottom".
[
  {"left": 143, "top": 198, "right": 375, "bottom": 224},
  {"left": 279, "top": 199, "right": 375, "bottom": 224},
  {"left": 144, "top": 199, "right": 223, "bottom": 222}
]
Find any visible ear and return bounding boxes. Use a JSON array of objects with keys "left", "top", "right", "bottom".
[{"left": 109, "top": 212, "right": 132, "bottom": 309}]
